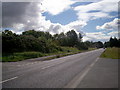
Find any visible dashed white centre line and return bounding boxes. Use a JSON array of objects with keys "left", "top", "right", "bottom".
[
  {"left": 0, "top": 77, "right": 18, "bottom": 84},
  {"left": 41, "top": 61, "right": 66, "bottom": 69},
  {"left": 41, "top": 66, "right": 52, "bottom": 69},
  {"left": 16, "top": 61, "right": 41, "bottom": 67}
]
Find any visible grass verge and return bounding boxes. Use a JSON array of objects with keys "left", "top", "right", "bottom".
[
  {"left": 44, "top": 53, "right": 75, "bottom": 60},
  {"left": 2, "top": 52, "right": 44, "bottom": 62},
  {"left": 2, "top": 47, "right": 97, "bottom": 62},
  {"left": 44, "top": 48, "right": 97, "bottom": 60},
  {"left": 100, "top": 47, "right": 120, "bottom": 59}
]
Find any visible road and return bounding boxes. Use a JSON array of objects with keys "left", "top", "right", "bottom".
[{"left": 2, "top": 49, "right": 118, "bottom": 88}]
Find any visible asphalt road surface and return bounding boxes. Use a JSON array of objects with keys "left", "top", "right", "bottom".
[{"left": 2, "top": 49, "right": 118, "bottom": 88}]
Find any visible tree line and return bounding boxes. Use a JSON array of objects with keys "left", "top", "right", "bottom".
[
  {"left": 104, "top": 37, "right": 120, "bottom": 48},
  {"left": 2, "top": 29, "right": 104, "bottom": 54}
]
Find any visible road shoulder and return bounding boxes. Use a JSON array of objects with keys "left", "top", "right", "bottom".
[{"left": 77, "top": 58, "right": 118, "bottom": 88}]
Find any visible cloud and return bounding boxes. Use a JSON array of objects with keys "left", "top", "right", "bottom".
[
  {"left": 76, "top": 11, "right": 109, "bottom": 22},
  {"left": 2, "top": 2, "right": 31, "bottom": 27},
  {"left": 95, "top": 18, "right": 120, "bottom": 41},
  {"left": 2, "top": 2, "right": 86, "bottom": 35},
  {"left": 46, "top": 20, "right": 87, "bottom": 35},
  {"left": 47, "top": 23, "right": 63, "bottom": 34},
  {"left": 42, "top": 0, "right": 75, "bottom": 15},
  {"left": 74, "top": 0, "right": 119, "bottom": 22},
  {"left": 82, "top": 32, "right": 110, "bottom": 42},
  {"left": 2, "top": 0, "right": 43, "bottom": 2},
  {"left": 107, "top": 31, "right": 120, "bottom": 37},
  {"left": 96, "top": 18, "right": 120, "bottom": 30},
  {"left": 2, "top": 0, "right": 119, "bottom": 43},
  {"left": 67, "top": 20, "right": 87, "bottom": 28},
  {"left": 2, "top": 2, "right": 51, "bottom": 33},
  {"left": 83, "top": 30, "right": 120, "bottom": 42}
]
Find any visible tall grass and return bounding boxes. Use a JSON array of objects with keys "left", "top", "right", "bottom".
[
  {"left": 2, "top": 47, "right": 97, "bottom": 62},
  {"left": 2, "top": 52, "right": 44, "bottom": 62},
  {"left": 100, "top": 47, "right": 120, "bottom": 59}
]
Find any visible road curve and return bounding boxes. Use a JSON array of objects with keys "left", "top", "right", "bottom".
[{"left": 2, "top": 49, "right": 104, "bottom": 88}]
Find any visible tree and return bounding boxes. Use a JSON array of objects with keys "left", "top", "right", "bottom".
[
  {"left": 97, "top": 41, "right": 103, "bottom": 48},
  {"left": 104, "top": 41, "right": 110, "bottom": 48},
  {"left": 118, "top": 39, "right": 120, "bottom": 47},
  {"left": 84, "top": 41, "right": 90, "bottom": 47},
  {"left": 78, "top": 33, "right": 82, "bottom": 42},
  {"left": 66, "top": 30, "right": 78, "bottom": 47},
  {"left": 103, "top": 37, "right": 120, "bottom": 48},
  {"left": 109, "top": 37, "right": 114, "bottom": 47},
  {"left": 45, "top": 32, "right": 53, "bottom": 39},
  {"left": 113, "top": 37, "right": 118, "bottom": 47},
  {"left": 22, "top": 30, "right": 53, "bottom": 39},
  {"left": 76, "top": 42, "right": 88, "bottom": 50},
  {"left": 2, "top": 30, "right": 19, "bottom": 53}
]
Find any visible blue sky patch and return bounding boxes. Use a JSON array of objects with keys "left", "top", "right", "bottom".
[
  {"left": 83, "top": 18, "right": 115, "bottom": 33},
  {"left": 71, "top": 2, "right": 92, "bottom": 7},
  {"left": 42, "top": 9, "right": 78, "bottom": 25}
]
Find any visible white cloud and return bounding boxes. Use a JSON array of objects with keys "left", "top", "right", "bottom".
[
  {"left": 24, "top": 3, "right": 87, "bottom": 35},
  {"left": 3, "top": 0, "right": 119, "bottom": 43},
  {"left": 76, "top": 11, "right": 109, "bottom": 22},
  {"left": 107, "top": 31, "right": 120, "bottom": 37},
  {"left": 3, "top": 2, "right": 53, "bottom": 34},
  {"left": 74, "top": 0, "right": 119, "bottom": 22},
  {"left": 67, "top": 20, "right": 87, "bottom": 28},
  {"left": 73, "top": 0, "right": 101, "bottom": 2},
  {"left": 46, "top": 20, "right": 87, "bottom": 35},
  {"left": 83, "top": 29, "right": 120, "bottom": 42},
  {"left": 42, "top": 0, "right": 75, "bottom": 15},
  {"left": 83, "top": 32, "right": 110, "bottom": 42},
  {"left": 96, "top": 18, "right": 120, "bottom": 30},
  {"left": 65, "top": 20, "right": 87, "bottom": 33},
  {"left": 95, "top": 18, "right": 120, "bottom": 42},
  {"left": 3, "top": 2, "right": 87, "bottom": 35},
  {"left": 47, "top": 23, "right": 63, "bottom": 34},
  {"left": 11, "top": 23, "right": 25, "bottom": 34}
]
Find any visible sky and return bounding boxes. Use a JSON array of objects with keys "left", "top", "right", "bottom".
[{"left": 2, "top": 0, "right": 120, "bottom": 42}]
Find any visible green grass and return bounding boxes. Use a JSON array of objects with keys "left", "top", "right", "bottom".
[
  {"left": 100, "top": 47, "right": 120, "bottom": 59},
  {"left": 2, "top": 52, "right": 44, "bottom": 62},
  {"left": 43, "top": 47, "right": 80, "bottom": 56},
  {"left": 61, "top": 47, "right": 80, "bottom": 52},
  {"left": 44, "top": 48, "right": 97, "bottom": 61},
  {"left": 2, "top": 47, "right": 97, "bottom": 62},
  {"left": 44, "top": 53, "right": 74, "bottom": 60},
  {"left": 2, "top": 47, "right": 79, "bottom": 62},
  {"left": 88, "top": 48, "right": 97, "bottom": 51}
]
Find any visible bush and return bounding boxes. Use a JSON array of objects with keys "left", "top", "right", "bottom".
[
  {"left": 2, "top": 52, "right": 44, "bottom": 62},
  {"left": 76, "top": 42, "right": 88, "bottom": 50},
  {"left": 14, "top": 52, "right": 43, "bottom": 58}
]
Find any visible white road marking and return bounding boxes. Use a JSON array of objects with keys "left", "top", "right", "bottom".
[
  {"left": 64, "top": 57, "right": 99, "bottom": 88},
  {"left": 41, "top": 61, "right": 66, "bottom": 69},
  {"left": 34, "top": 62, "right": 38, "bottom": 64},
  {"left": 0, "top": 77, "right": 18, "bottom": 84},
  {"left": 16, "top": 62, "right": 41, "bottom": 67},
  {"left": 90, "top": 58, "right": 99, "bottom": 67},
  {"left": 41, "top": 66, "right": 52, "bottom": 69}
]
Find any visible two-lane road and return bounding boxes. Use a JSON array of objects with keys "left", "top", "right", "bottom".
[{"left": 2, "top": 49, "right": 105, "bottom": 88}]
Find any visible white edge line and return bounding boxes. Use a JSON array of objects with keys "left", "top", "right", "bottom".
[
  {"left": 64, "top": 57, "right": 99, "bottom": 88},
  {"left": 0, "top": 77, "right": 18, "bottom": 84}
]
